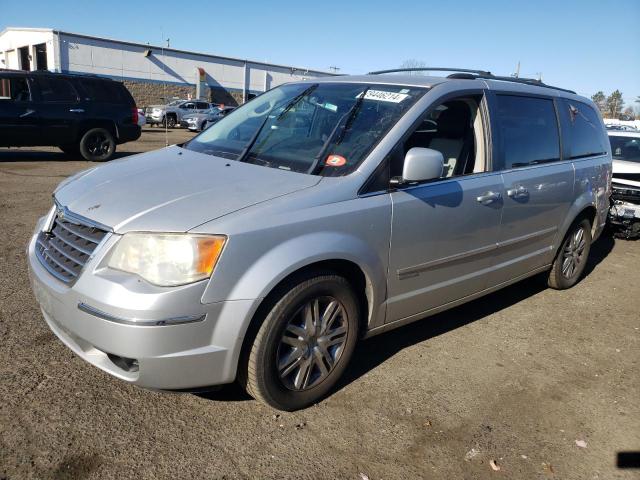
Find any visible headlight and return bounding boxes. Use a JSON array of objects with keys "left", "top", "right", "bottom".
[{"left": 107, "top": 233, "right": 226, "bottom": 286}]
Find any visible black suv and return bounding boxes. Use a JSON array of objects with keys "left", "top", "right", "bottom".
[{"left": 0, "top": 70, "right": 141, "bottom": 161}]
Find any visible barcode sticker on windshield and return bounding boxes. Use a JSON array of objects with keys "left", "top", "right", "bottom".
[{"left": 357, "top": 90, "right": 409, "bottom": 103}]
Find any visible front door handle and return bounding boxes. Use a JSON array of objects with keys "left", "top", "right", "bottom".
[
  {"left": 69, "top": 108, "right": 85, "bottom": 113},
  {"left": 476, "top": 191, "right": 502, "bottom": 205},
  {"left": 507, "top": 185, "right": 529, "bottom": 199}
]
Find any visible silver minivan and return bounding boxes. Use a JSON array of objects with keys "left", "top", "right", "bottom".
[{"left": 28, "top": 69, "right": 611, "bottom": 410}]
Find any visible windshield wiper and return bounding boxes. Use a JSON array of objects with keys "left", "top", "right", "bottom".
[
  {"left": 237, "top": 84, "right": 318, "bottom": 164},
  {"left": 307, "top": 87, "right": 370, "bottom": 175}
]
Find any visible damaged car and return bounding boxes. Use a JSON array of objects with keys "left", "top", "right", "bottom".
[{"left": 608, "top": 130, "right": 640, "bottom": 238}]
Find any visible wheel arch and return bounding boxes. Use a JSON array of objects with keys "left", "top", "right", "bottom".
[
  {"left": 555, "top": 193, "right": 598, "bottom": 255},
  {"left": 76, "top": 120, "right": 118, "bottom": 142},
  {"left": 235, "top": 257, "right": 374, "bottom": 386}
]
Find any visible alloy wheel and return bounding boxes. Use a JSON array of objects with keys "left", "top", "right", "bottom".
[
  {"left": 562, "top": 226, "right": 587, "bottom": 279},
  {"left": 276, "top": 296, "right": 348, "bottom": 391}
]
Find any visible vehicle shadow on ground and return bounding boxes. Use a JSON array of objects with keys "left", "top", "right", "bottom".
[
  {"left": 0, "top": 149, "right": 137, "bottom": 163},
  {"left": 337, "top": 231, "right": 615, "bottom": 391}
]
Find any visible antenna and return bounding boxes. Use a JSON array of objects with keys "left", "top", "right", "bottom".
[{"left": 511, "top": 61, "right": 520, "bottom": 78}]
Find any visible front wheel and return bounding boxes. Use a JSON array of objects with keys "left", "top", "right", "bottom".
[
  {"left": 200, "top": 121, "right": 208, "bottom": 131},
  {"left": 240, "top": 273, "right": 360, "bottom": 411},
  {"left": 79, "top": 128, "right": 116, "bottom": 162},
  {"left": 547, "top": 218, "right": 592, "bottom": 289}
]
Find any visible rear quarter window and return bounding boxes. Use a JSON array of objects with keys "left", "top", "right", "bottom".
[
  {"left": 493, "top": 94, "right": 560, "bottom": 169},
  {"left": 78, "top": 79, "right": 132, "bottom": 105},
  {"left": 558, "top": 99, "right": 608, "bottom": 159}
]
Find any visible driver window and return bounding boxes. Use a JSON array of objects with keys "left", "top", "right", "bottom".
[{"left": 391, "top": 95, "right": 487, "bottom": 179}]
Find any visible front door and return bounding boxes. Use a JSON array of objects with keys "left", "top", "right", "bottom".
[
  {"left": 386, "top": 92, "right": 503, "bottom": 323},
  {"left": 0, "top": 74, "right": 39, "bottom": 146},
  {"left": 486, "top": 93, "right": 573, "bottom": 285}
]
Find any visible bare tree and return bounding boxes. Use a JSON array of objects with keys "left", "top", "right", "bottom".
[{"left": 399, "top": 59, "right": 428, "bottom": 75}]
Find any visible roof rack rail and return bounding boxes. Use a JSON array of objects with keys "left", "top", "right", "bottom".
[
  {"left": 368, "top": 67, "right": 493, "bottom": 76},
  {"left": 367, "top": 67, "right": 576, "bottom": 94}
]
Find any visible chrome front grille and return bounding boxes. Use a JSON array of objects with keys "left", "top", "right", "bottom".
[{"left": 35, "top": 210, "right": 109, "bottom": 284}]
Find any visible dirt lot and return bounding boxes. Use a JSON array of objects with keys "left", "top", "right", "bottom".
[{"left": 0, "top": 129, "right": 638, "bottom": 479}]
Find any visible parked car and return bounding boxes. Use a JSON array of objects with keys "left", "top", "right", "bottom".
[
  {"left": 145, "top": 100, "right": 212, "bottom": 128},
  {"left": 28, "top": 70, "right": 611, "bottom": 411},
  {"left": 137, "top": 108, "right": 146, "bottom": 127},
  {"left": 181, "top": 106, "right": 236, "bottom": 131},
  {"left": 607, "top": 130, "right": 640, "bottom": 238},
  {"left": 0, "top": 69, "right": 140, "bottom": 161}
]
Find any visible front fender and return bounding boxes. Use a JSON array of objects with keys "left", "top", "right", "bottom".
[{"left": 202, "top": 231, "right": 388, "bottom": 325}]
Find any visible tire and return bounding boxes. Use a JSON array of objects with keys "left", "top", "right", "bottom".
[
  {"left": 58, "top": 145, "right": 79, "bottom": 157},
  {"left": 164, "top": 115, "right": 177, "bottom": 129},
  {"left": 547, "top": 218, "right": 592, "bottom": 289},
  {"left": 79, "top": 128, "right": 116, "bottom": 162},
  {"left": 240, "top": 272, "right": 360, "bottom": 411},
  {"left": 200, "top": 121, "right": 208, "bottom": 131}
]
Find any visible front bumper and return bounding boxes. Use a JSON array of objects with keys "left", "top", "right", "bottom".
[{"left": 27, "top": 228, "right": 257, "bottom": 390}]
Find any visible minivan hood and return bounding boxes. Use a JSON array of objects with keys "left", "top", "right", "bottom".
[{"left": 54, "top": 146, "right": 321, "bottom": 233}]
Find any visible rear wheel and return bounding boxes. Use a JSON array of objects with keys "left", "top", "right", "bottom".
[
  {"left": 163, "top": 115, "right": 177, "bottom": 128},
  {"left": 240, "top": 273, "right": 360, "bottom": 411},
  {"left": 547, "top": 218, "right": 592, "bottom": 289},
  {"left": 79, "top": 128, "right": 116, "bottom": 162}
]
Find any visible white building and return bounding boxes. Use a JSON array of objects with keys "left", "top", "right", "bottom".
[{"left": 0, "top": 27, "right": 334, "bottom": 106}]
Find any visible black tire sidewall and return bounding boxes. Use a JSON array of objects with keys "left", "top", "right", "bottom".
[
  {"left": 252, "top": 275, "right": 359, "bottom": 411},
  {"left": 79, "top": 128, "right": 115, "bottom": 162}
]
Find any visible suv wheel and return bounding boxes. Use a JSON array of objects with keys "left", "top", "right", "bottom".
[
  {"left": 164, "top": 115, "right": 177, "bottom": 128},
  {"left": 79, "top": 128, "right": 116, "bottom": 162},
  {"left": 240, "top": 273, "right": 360, "bottom": 411},
  {"left": 547, "top": 218, "right": 592, "bottom": 289}
]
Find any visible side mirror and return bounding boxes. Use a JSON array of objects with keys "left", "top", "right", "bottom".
[{"left": 395, "top": 147, "right": 444, "bottom": 184}]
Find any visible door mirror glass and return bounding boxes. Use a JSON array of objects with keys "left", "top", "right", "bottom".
[{"left": 401, "top": 147, "right": 444, "bottom": 182}]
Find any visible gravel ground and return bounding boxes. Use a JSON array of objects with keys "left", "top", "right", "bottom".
[{"left": 1, "top": 129, "right": 638, "bottom": 479}]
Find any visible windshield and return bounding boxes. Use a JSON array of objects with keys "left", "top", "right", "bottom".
[
  {"left": 610, "top": 135, "right": 640, "bottom": 163},
  {"left": 184, "top": 82, "right": 426, "bottom": 175}
]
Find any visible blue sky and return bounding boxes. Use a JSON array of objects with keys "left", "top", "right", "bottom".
[{"left": 2, "top": 0, "right": 639, "bottom": 107}]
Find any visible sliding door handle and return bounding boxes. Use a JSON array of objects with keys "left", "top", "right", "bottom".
[
  {"left": 476, "top": 191, "right": 502, "bottom": 205},
  {"left": 69, "top": 108, "right": 85, "bottom": 113},
  {"left": 507, "top": 185, "right": 529, "bottom": 198}
]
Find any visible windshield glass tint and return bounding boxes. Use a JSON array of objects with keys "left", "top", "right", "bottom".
[
  {"left": 610, "top": 135, "right": 640, "bottom": 163},
  {"left": 185, "top": 83, "right": 426, "bottom": 175}
]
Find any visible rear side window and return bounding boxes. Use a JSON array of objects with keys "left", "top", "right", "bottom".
[
  {"left": 558, "top": 99, "right": 608, "bottom": 159},
  {"left": 494, "top": 95, "right": 560, "bottom": 169},
  {"left": 79, "top": 79, "right": 125, "bottom": 103},
  {"left": 34, "top": 77, "right": 78, "bottom": 102}
]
